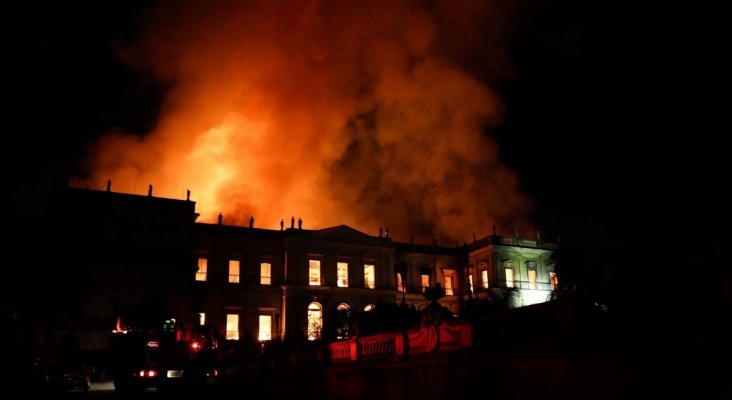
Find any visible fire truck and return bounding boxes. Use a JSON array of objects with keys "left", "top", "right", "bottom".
[{"left": 108, "top": 318, "right": 220, "bottom": 393}]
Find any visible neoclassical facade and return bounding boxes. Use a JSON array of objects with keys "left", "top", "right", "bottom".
[
  {"left": 190, "top": 214, "right": 558, "bottom": 345},
  {"left": 38, "top": 186, "right": 557, "bottom": 350}
]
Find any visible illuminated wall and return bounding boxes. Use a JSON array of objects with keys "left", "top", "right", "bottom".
[{"left": 468, "top": 236, "right": 557, "bottom": 308}]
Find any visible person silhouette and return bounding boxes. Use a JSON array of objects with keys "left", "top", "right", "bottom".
[
  {"left": 280, "top": 219, "right": 284, "bottom": 231},
  {"left": 249, "top": 216, "right": 254, "bottom": 228},
  {"left": 291, "top": 217, "right": 295, "bottom": 229},
  {"left": 298, "top": 218, "right": 302, "bottom": 229}
]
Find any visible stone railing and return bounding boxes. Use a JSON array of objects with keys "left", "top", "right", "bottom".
[
  {"left": 359, "top": 331, "right": 404, "bottom": 361},
  {"left": 328, "top": 338, "right": 358, "bottom": 362},
  {"left": 327, "top": 320, "right": 471, "bottom": 363}
]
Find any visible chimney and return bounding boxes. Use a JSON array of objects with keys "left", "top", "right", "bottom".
[
  {"left": 106, "top": 179, "right": 111, "bottom": 192},
  {"left": 148, "top": 184, "right": 153, "bottom": 197},
  {"left": 218, "top": 213, "right": 223, "bottom": 225}
]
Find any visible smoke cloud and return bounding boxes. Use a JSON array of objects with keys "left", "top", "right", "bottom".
[{"left": 76, "top": 0, "right": 534, "bottom": 243}]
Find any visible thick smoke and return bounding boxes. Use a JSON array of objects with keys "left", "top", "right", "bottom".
[{"left": 77, "top": 0, "right": 534, "bottom": 243}]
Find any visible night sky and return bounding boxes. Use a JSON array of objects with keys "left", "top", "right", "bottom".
[{"left": 8, "top": 1, "right": 725, "bottom": 311}]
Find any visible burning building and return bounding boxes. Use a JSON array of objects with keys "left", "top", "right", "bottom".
[{"left": 33, "top": 185, "right": 557, "bottom": 356}]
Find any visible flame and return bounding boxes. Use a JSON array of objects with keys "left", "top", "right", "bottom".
[{"left": 74, "top": 0, "right": 534, "bottom": 243}]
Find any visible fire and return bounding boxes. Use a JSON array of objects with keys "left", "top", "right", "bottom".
[{"left": 73, "top": 0, "right": 534, "bottom": 243}]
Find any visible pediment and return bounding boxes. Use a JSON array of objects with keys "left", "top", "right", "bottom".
[{"left": 302, "top": 225, "right": 388, "bottom": 247}]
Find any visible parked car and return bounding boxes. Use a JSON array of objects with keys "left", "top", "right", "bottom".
[
  {"left": 62, "top": 368, "right": 91, "bottom": 392},
  {"left": 33, "top": 357, "right": 91, "bottom": 392}
]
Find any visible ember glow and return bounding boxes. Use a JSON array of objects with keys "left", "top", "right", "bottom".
[{"left": 74, "top": 0, "right": 534, "bottom": 243}]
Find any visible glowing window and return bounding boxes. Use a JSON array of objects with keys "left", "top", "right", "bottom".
[
  {"left": 482, "top": 270, "right": 489, "bottom": 289},
  {"left": 228, "top": 260, "right": 240, "bottom": 283},
  {"left": 505, "top": 268, "right": 515, "bottom": 288},
  {"left": 337, "top": 262, "right": 349, "bottom": 287},
  {"left": 226, "top": 314, "right": 239, "bottom": 340},
  {"left": 260, "top": 262, "right": 272, "bottom": 285},
  {"left": 549, "top": 272, "right": 559, "bottom": 291},
  {"left": 198, "top": 313, "right": 205, "bottom": 326},
  {"left": 443, "top": 269, "right": 455, "bottom": 295},
  {"left": 309, "top": 260, "right": 321, "bottom": 286},
  {"left": 421, "top": 274, "right": 430, "bottom": 292},
  {"left": 307, "top": 302, "right": 322, "bottom": 341},
  {"left": 364, "top": 264, "right": 375, "bottom": 289},
  {"left": 363, "top": 304, "right": 375, "bottom": 312},
  {"left": 528, "top": 270, "right": 537, "bottom": 290},
  {"left": 258, "top": 315, "right": 272, "bottom": 341},
  {"left": 195, "top": 258, "right": 208, "bottom": 282},
  {"left": 337, "top": 303, "right": 350, "bottom": 311},
  {"left": 396, "top": 273, "right": 406, "bottom": 293},
  {"left": 468, "top": 275, "right": 474, "bottom": 292}
]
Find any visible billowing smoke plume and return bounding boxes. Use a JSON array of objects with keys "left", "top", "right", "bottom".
[{"left": 76, "top": 0, "right": 534, "bottom": 243}]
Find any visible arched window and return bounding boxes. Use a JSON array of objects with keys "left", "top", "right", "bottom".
[
  {"left": 307, "top": 302, "right": 322, "bottom": 341},
  {"left": 363, "top": 304, "right": 375, "bottom": 312},
  {"left": 335, "top": 303, "right": 352, "bottom": 340}
]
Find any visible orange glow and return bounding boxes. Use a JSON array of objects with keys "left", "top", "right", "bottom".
[
  {"left": 113, "top": 316, "right": 127, "bottom": 334},
  {"left": 74, "top": 0, "right": 534, "bottom": 243}
]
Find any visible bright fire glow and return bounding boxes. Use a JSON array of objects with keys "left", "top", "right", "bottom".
[
  {"left": 258, "top": 315, "right": 272, "bottom": 341},
  {"left": 226, "top": 314, "right": 239, "bottom": 340},
  {"left": 309, "top": 260, "right": 321, "bottom": 286},
  {"left": 364, "top": 264, "right": 375, "bottom": 289},
  {"left": 260, "top": 262, "right": 271, "bottom": 285},
  {"left": 113, "top": 316, "right": 127, "bottom": 334},
  {"left": 337, "top": 262, "right": 349, "bottom": 288},
  {"left": 73, "top": 0, "right": 535, "bottom": 243}
]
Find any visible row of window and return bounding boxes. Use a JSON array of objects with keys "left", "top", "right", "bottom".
[
  {"left": 395, "top": 269, "right": 458, "bottom": 295},
  {"left": 196, "top": 258, "right": 272, "bottom": 284},
  {"left": 466, "top": 270, "right": 558, "bottom": 291},
  {"left": 307, "top": 260, "right": 376, "bottom": 288},
  {"left": 395, "top": 269, "right": 559, "bottom": 294},
  {"left": 195, "top": 257, "right": 377, "bottom": 289},
  {"left": 196, "top": 258, "right": 558, "bottom": 292},
  {"left": 202, "top": 302, "right": 376, "bottom": 342}
]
